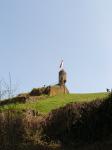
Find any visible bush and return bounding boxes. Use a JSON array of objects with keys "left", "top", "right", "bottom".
[
  {"left": 43, "top": 94, "right": 112, "bottom": 143},
  {"left": 29, "top": 87, "right": 50, "bottom": 96}
]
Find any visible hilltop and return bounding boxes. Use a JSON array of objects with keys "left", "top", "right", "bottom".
[{"left": 0, "top": 92, "right": 108, "bottom": 113}]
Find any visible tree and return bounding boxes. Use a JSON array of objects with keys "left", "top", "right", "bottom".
[{"left": 0, "top": 73, "right": 18, "bottom": 100}]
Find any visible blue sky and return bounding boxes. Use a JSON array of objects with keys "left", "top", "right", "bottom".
[{"left": 0, "top": 0, "right": 112, "bottom": 94}]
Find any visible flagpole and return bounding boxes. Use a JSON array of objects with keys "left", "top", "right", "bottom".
[{"left": 59, "top": 60, "right": 64, "bottom": 70}]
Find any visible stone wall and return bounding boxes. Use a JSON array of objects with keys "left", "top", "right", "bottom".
[
  {"left": 49, "top": 85, "right": 69, "bottom": 96},
  {"left": 29, "top": 85, "right": 69, "bottom": 97}
]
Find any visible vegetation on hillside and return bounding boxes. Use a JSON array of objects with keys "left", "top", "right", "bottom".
[
  {"left": 0, "top": 93, "right": 108, "bottom": 113},
  {"left": 0, "top": 92, "right": 111, "bottom": 150},
  {"left": 42, "top": 93, "right": 112, "bottom": 150}
]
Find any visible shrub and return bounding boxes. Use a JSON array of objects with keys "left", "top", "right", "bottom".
[{"left": 43, "top": 94, "right": 112, "bottom": 143}]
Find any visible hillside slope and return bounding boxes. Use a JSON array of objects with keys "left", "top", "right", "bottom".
[
  {"left": 0, "top": 92, "right": 108, "bottom": 113},
  {"left": 0, "top": 92, "right": 111, "bottom": 150},
  {"left": 43, "top": 93, "right": 112, "bottom": 149}
]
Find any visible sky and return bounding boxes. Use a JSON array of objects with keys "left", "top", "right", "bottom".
[{"left": 0, "top": 0, "right": 112, "bottom": 94}]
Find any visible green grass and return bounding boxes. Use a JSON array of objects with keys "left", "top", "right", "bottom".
[{"left": 0, "top": 93, "right": 108, "bottom": 114}]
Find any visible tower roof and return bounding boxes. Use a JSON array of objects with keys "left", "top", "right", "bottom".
[{"left": 59, "top": 69, "right": 66, "bottom": 74}]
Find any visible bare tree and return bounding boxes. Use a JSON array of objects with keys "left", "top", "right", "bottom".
[
  {"left": 0, "top": 80, "right": 7, "bottom": 100},
  {"left": 0, "top": 73, "right": 18, "bottom": 100},
  {"left": 0, "top": 80, "right": 3, "bottom": 100}
]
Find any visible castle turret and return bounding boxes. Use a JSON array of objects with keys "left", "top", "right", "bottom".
[{"left": 59, "top": 69, "right": 67, "bottom": 86}]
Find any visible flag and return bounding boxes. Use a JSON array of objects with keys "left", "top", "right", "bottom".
[{"left": 60, "top": 60, "right": 64, "bottom": 69}]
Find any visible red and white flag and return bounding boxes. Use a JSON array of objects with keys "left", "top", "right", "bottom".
[{"left": 60, "top": 60, "right": 64, "bottom": 69}]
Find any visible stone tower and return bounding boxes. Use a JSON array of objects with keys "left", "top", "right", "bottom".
[{"left": 59, "top": 69, "right": 67, "bottom": 86}]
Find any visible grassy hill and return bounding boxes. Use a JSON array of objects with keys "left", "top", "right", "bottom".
[
  {"left": 0, "top": 92, "right": 108, "bottom": 113},
  {"left": 0, "top": 92, "right": 112, "bottom": 150}
]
